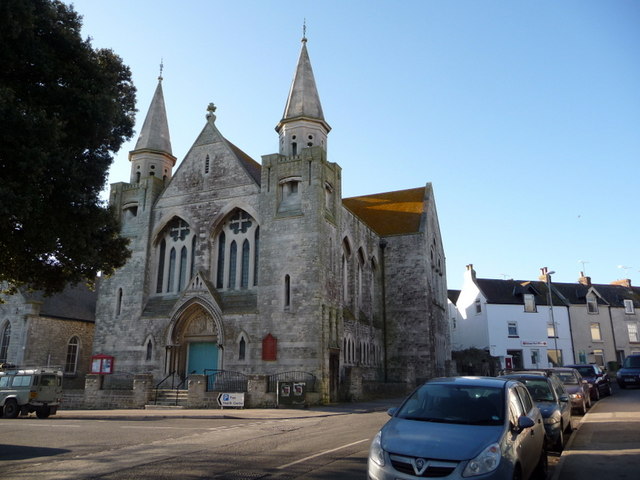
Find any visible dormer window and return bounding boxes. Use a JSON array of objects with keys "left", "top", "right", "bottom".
[
  {"left": 624, "top": 299, "right": 635, "bottom": 314},
  {"left": 524, "top": 294, "right": 536, "bottom": 312},
  {"left": 587, "top": 293, "right": 599, "bottom": 314}
]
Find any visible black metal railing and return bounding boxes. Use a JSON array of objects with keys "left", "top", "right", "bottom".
[
  {"left": 267, "top": 371, "right": 317, "bottom": 392},
  {"left": 205, "top": 370, "right": 248, "bottom": 392}
]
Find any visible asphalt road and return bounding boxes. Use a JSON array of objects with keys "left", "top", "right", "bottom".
[{"left": 0, "top": 410, "right": 388, "bottom": 479}]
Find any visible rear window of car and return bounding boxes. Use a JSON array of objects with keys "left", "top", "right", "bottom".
[{"left": 556, "top": 372, "right": 578, "bottom": 384}]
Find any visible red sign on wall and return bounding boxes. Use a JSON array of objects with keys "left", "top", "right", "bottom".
[
  {"left": 262, "top": 333, "right": 277, "bottom": 361},
  {"left": 90, "top": 354, "right": 115, "bottom": 374}
]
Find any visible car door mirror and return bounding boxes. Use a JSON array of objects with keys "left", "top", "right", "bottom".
[
  {"left": 514, "top": 415, "right": 535, "bottom": 433},
  {"left": 559, "top": 394, "right": 569, "bottom": 403},
  {"left": 387, "top": 407, "right": 398, "bottom": 417}
]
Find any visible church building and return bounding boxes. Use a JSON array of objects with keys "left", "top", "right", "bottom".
[{"left": 92, "top": 35, "right": 450, "bottom": 403}]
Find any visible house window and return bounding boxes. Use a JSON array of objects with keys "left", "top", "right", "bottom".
[
  {"left": 524, "top": 294, "right": 536, "bottom": 312},
  {"left": 593, "top": 349, "right": 604, "bottom": 366},
  {"left": 590, "top": 322, "right": 602, "bottom": 342},
  {"left": 213, "top": 209, "right": 259, "bottom": 291},
  {"left": 587, "top": 294, "right": 599, "bottom": 314},
  {"left": 547, "top": 349, "right": 563, "bottom": 367},
  {"left": 146, "top": 340, "right": 153, "bottom": 361},
  {"left": 624, "top": 299, "right": 635, "bottom": 314},
  {"left": 628, "top": 324, "right": 639, "bottom": 343},
  {"left": 475, "top": 298, "right": 482, "bottom": 314},
  {"left": 531, "top": 349, "right": 540, "bottom": 366},
  {"left": 0, "top": 322, "right": 11, "bottom": 363},
  {"left": 547, "top": 322, "right": 557, "bottom": 338},
  {"left": 508, "top": 321, "right": 519, "bottom": 337},
  {"left": 205, "top": 154, "right": 210, "bottom": 174},
  {"left": 116, "top": 288, "right": 123, "bottom": 316},
  {"left": 65, "top": 337, "right": 79, "bottom": 374}
]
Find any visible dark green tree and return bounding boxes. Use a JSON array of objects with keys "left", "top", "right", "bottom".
[{"left": 0, "top": 0, "right": 135, "bottom": 294}]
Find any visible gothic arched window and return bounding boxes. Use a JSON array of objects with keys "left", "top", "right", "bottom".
[
  {"left": 0, "top": 322, "right": 11, "bottom": 363},
  {"left": 64, "top": 337, "right": 79, "bottom": 374},
  {"left": 155, "top": 217, "right": 195, "bottom": 294},
  {"left": 213, "top": 209, "right": 259, "bottom": 291}
]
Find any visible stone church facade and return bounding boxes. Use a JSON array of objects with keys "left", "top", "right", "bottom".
[{"left": 93, "top": 36, "right": 450, "bottom": 403}]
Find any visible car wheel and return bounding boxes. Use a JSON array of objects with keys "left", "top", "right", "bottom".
[
  {"left": 553, "top": 423, "right": 565, "bottom": 452},
  {"left": 594, "top": 386, "right": 601, "bottom": 399},
  {"left": 36, "top": 406, "right": 51, "bottom": 419},
  {"left": 3, "top": 399, "right": 19, "bottom": 419},
  {"left": 512, "top": 465, "right": 523, "bottom": 480},
  {"left": 578, "top": 399, "right": 587, "bottom": 415},
  {"left": 586, "top": 394, "right": 592, "bottom": 409},
  {"left": 606, "top": 384, "right": 612, "bottom": 396},
  {"left": 532, "top": 449, "right": 548, "bottom": 480}
]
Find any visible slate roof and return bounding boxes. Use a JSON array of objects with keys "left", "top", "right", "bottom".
[
  {"left": 475, "top": 278, "right": 562, "bottom": 306},
  {"left": 132, "top": 79, "right": 173, "bottom": 155},
  {"left": 448, "top": 289, "right": 461, "bottom": 304},
  {"left": 26, "top": 283, "right": 97, "bottom": 322},
  {"left": 342, "top": 187, "right": 426, "bottom": 236},
  {"left": 226, "top": 140, "right": 262, "bottom": 186}
]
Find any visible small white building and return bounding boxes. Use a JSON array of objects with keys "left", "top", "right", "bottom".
[{"left": 452, "top": 265, "right": 573, "bottom": 370}]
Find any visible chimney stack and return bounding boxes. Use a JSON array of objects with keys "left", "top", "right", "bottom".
[
  {"left": 578, "top": 272, "right": 592, "bottom": 286},
  {"left": 611, "top": 278, "right": 632, "bottom": 287}
]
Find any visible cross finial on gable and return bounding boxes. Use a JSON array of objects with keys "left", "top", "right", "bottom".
[
  {"left": 158, "top": 58, "right": 164, "bottom": 82},
  {"left": 206, "top": 102, "right": 217, "bottom": 122}
]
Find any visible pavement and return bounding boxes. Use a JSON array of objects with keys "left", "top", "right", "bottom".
[
  {"left": 550, "top": 389, "right": 640, "bottom": 480},
  {"left": 56, "top": 397, "right": 405, "bottom": 421}
]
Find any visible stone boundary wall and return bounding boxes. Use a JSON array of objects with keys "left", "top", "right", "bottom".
[{"left": 62, "top": 372, "right": 348, "bottom": 409}]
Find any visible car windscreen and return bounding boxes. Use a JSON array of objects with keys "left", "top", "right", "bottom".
[{"left": 396, "top": 384, "right": 504, "bottom": 425}]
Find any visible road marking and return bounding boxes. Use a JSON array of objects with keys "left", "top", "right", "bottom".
[
  {"left": 276, "top": 438, "right": 370, "bottom": 470},
  {"left": 19, "top": 423, "right": 81, "bottom": 428}
]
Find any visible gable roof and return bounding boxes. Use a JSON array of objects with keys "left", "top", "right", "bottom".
[
  {"left": 343, "top": 187, "right": 426, "bottom": 236},
  {"left": 475, "top": 278, "right": 561, "bottom": 306},
  {"left": 225, "top": 140, "right": 261, "bottom": 186}
]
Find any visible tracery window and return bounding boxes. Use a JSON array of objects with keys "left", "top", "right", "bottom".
[
  {"left": 213, "top": 209, "right": 259, "bottom": 290},
  {"left": 155, "top": 217, "right": 196, "bottom": 294}
]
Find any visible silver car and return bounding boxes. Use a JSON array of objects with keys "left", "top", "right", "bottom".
[{"left": 368, "top": 377, "right": 547, "bottom": 480}]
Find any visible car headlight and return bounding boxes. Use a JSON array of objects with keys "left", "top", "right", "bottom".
[
  {"left": 544, "top": 414, "right": 560, "bottom": 425},
  {"left": 569, "top": 393, "right": 582, "bottom": 399},
  {"left": 369, "top": 431, "right": 385, "bottom": 467},
  {"left": 463, "top": 443, "right": 501, "bottom": 477}
]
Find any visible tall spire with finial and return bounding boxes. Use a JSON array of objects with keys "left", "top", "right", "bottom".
[{"left": 276, "top": 23, "right": 330, "bottom": 156}]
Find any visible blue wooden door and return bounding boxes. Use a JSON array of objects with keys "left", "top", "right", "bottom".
[{"left": 187, "top": 342, "right": 218, "bottom": 374}]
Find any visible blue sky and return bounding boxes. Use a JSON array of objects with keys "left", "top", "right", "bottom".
[{"left": 70, "top": 0, "right": 640, "bottom": 290}]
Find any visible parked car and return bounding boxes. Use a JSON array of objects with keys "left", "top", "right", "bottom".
[
  {"left": 616, "top": 354, "right": 640, "bottom": 388},
  {"left": 367, "top": 377, "right": 547, "bottom": 480},
  {"left": 500, "top": 372, "right": 572, "bottom": 452},
  {"left": 0, "top": 365, "right": 63, "bottom": 419},
  {"left": 565, "top": 364, "right": 612, "bottom": 399},
  {"left": 548, "top": 367, "right": 591, "bottom": 415}
]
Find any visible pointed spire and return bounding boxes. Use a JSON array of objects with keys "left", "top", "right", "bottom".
[
  {"left": 277, "top": 33, "right": 330, "bottom": 133},
  {"left": 132, "top": 77, "right": 173, "bottom": 155}
]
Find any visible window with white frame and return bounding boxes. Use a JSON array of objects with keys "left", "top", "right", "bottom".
[
  {"left": 524, "top": 294, "right": 536, "bottom": 312},
  {"left": 547, "top": 322, "right": 557, "bottom": 338},
  {"left": 508, "top": 321, "right": 519, "bottom": 337},
  {"left": 624, "top": 299, "right": 635, "bottom": 314},
  {"left": 628, "top": 323, "right": 639, "bottom": 343},
  {"left": 475, "top": 298, "right": 482, "bottom": 314},
  {"left": 587, "top": 294, "right": 599, "bottom": 314},
  {"left": 590, "top": 322, "right": 602, "bottom": 342},
  {"left": 213, "top": 209, "right": 259, "bottom": 290},
  {"left": 64, "top": 337, "right": 79, "bottom": 374}
]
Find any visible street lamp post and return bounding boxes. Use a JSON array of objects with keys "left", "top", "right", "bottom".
[{"left": 543, "top": 268, "right": 560, "bottom": 366}]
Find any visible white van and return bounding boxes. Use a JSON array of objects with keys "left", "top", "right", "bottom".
[{"left": 0, "top": 365, "right": 63, "bottom": 418}]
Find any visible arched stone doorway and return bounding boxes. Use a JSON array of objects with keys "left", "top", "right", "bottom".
[{"left": 166, "top": 301, "right": 223, "bottom": 378}]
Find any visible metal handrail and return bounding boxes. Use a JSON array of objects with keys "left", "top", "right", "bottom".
[{"left": 153, "top": 371, "right": 176, "bottom": 405}]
